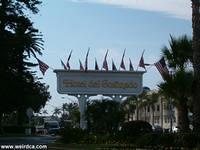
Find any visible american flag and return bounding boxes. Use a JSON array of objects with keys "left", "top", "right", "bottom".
[
  {"left": 37, "top": 58, "right": 49, "bottom": 75},
  {"left": 60, "top": 59, "right": 67, "bottom": 70},
  {"left": 66, "top": 50, "right": 73, "bottom": 70},
  {"left": 85, "top": 48, "right": 90, "bottom": 71},
  {"left": 120, "top": 49, "right": 126, "bottom": 70},
  {"left": 154, "top": 57, "right": 169, "bottom": 79},
  {"left": 139, "top": 50, "right": 146, "bottom": 70},
  {"left": 129, "top": 58, "right": 134, "bottom": 71},
  {"left": 79, "top": 59, "right": 84, "bottom": 71},
  {"left": 95, "top": 58, "right": 99, "bottom": 71},
  {"left": 102, "top": 49, "right": 109, "bottom": 71},
  {"left": 112, "top": 59, "right": 117, "bottom": 71}
]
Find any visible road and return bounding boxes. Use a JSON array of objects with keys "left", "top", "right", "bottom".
[{"left": 0, "top": 135, "right": 59, "bottom": 145}]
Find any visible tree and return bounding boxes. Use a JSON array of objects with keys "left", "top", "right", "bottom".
[
  {"left": 0, "top": 0, "right": 49, "bottom": 131},
  {"left": 162, "top": 35, "right": 193, "bottom": 70},
  {"left": 121, "top": 96, "right": 137, "bottom": 122},
  {"left": 86, "top": 99, "right": 125, "bottom": 134},
  {"left": 159, "top": 70, "right": 193, "bottom": 132},
  {"left": 159, "top": 35, "right": 193, "bottom": 132},
  {"left": 191, "top": 0, "right": 200, "bottom": 133},
  {"left": 146, "top": 91, "right": 160, "bottom": 126},
  {"left": 65, "top": 103, "right": 80, "bottom": 128},
  {"left": 136, "top": 87, "right": 150, "bottom": 121},
  {"left": 53, "top": 107, "right": 62, "bottom": 117}
]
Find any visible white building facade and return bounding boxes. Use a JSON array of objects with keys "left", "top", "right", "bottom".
[{"left": 125, "top": 92, "right": 178, "bottom": 130}]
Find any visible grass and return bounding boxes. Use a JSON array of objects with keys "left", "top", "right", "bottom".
[
  {"left": 48, "top": 143, "right": 105, "bottom": 150},
  {"left": 48, "top": 141, "right": 139, "bottom": 150}
]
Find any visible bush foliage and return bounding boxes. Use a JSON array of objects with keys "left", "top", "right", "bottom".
[{"left": 59, "top": 126, "right": 200, "bottom": 149}]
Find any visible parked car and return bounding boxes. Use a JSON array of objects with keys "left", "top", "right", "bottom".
[
  {"left": 172, "top": 126, "right": 179, "bottom": 132},
  {"left": 44, "top": 121, "right": 60, "bottom": 135},
  {"left": 152, "top": 125, "right": 163, "bottom": 133},
  {"left": 35, "top": 125, "right": 47, "bottom": 134}
]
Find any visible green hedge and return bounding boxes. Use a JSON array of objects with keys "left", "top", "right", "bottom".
[
  {"left": 59, "top": 126, "right": 200, "bottom": 149},
  {"left": 135, "top": 133, "right": 200, "bottom": 148},
  {"left": 121, "top": 120, "right": 152, "bottom": 137}
]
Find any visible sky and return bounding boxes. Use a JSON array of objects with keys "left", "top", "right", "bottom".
[{"left": 31, "top": 0, "right": 192, "bottom": 114}]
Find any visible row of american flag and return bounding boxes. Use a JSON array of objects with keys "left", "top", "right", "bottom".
[{"left": 36, "top": 49, "right": 169, "bottom": 80}]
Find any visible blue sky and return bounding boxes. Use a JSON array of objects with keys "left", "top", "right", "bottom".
[{"left": 32, "top": 0, "right": 192, "bottom": 114}]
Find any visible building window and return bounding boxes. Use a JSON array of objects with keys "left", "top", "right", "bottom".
[
  {"left": 165, "top": 116, "right": 169, "bottom": 123},
  {"left": 157, "top": 105, "right": 160, "bottom": 112},
  {"left": 147, "top": 106, "right": 150, "bottom": 112}
]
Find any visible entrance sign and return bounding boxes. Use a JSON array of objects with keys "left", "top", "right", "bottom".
[{"left": 54, "top": 70, "right": 145, "bottom": 95}]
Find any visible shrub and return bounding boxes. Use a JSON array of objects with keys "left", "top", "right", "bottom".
[
  {"left": 135, "top": 133, "right": 200, "bottom": 148},
  {"left": 59, "top": 126, "right": 85, "bottom": 143},
  {"left": 174, "top": 133, "right": 200, "bottom": 148}
]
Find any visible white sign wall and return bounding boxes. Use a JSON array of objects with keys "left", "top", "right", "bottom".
[{"left": 54, "top": 70, "right": 145, "bottom": 95}]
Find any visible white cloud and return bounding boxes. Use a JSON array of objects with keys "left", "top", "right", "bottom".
[{"left": 67, "top": 0, "right": 191, "bottom": 20}]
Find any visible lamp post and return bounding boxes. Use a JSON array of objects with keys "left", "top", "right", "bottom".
[{"left": 169, "top": 71, "right": 173, "bottom": 133}]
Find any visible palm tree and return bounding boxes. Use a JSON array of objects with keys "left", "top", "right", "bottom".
[
  {"left": 191, "top": 0, "right": 200, "bottom": 133},
  {"left": 41, "top": 109, "right": 48, "bottom": 117},
  {"left": 162, "top": 35, "right": 192, "bottom": 70},
  {"left": 53, "top": 107, "right": 61, "bottom": 117},
  {"left": 137, "top": 88, "right": 150, "bottom": 121},
  {"left": 122, "top": 96, "right": 137, "bottom": 121},
  {"left": 147, "top": 91, "right": 160, "bottom": 126},
  {"left": 160, "top": 35, "right": 193, "bottom": 132},
  {"left": 159, "top": 70, "right": 193, "bottom": 132},
  {"left": 67, "top": 103, "right": 80, "bottom": 127}
]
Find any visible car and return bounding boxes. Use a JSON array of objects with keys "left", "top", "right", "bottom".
[
  {"left": 35, "top": 125, "right": 47, "bottom": 134},
  {"left": 152, "top": 125, "right": 163, "bottom": 133},
  {"left": 44, "top": 121, "right": 60, "bottom": 135},
  {"left": 172, "top": 126, "right": 179, "bottom": 132}
]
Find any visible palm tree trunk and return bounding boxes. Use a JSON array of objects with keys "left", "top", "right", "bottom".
[
  {"left": 177, "top": 98, "right": 190, "bottom": 132},
  {"left": 192, "top": 0, "right": 200, "bottom": 133}
]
